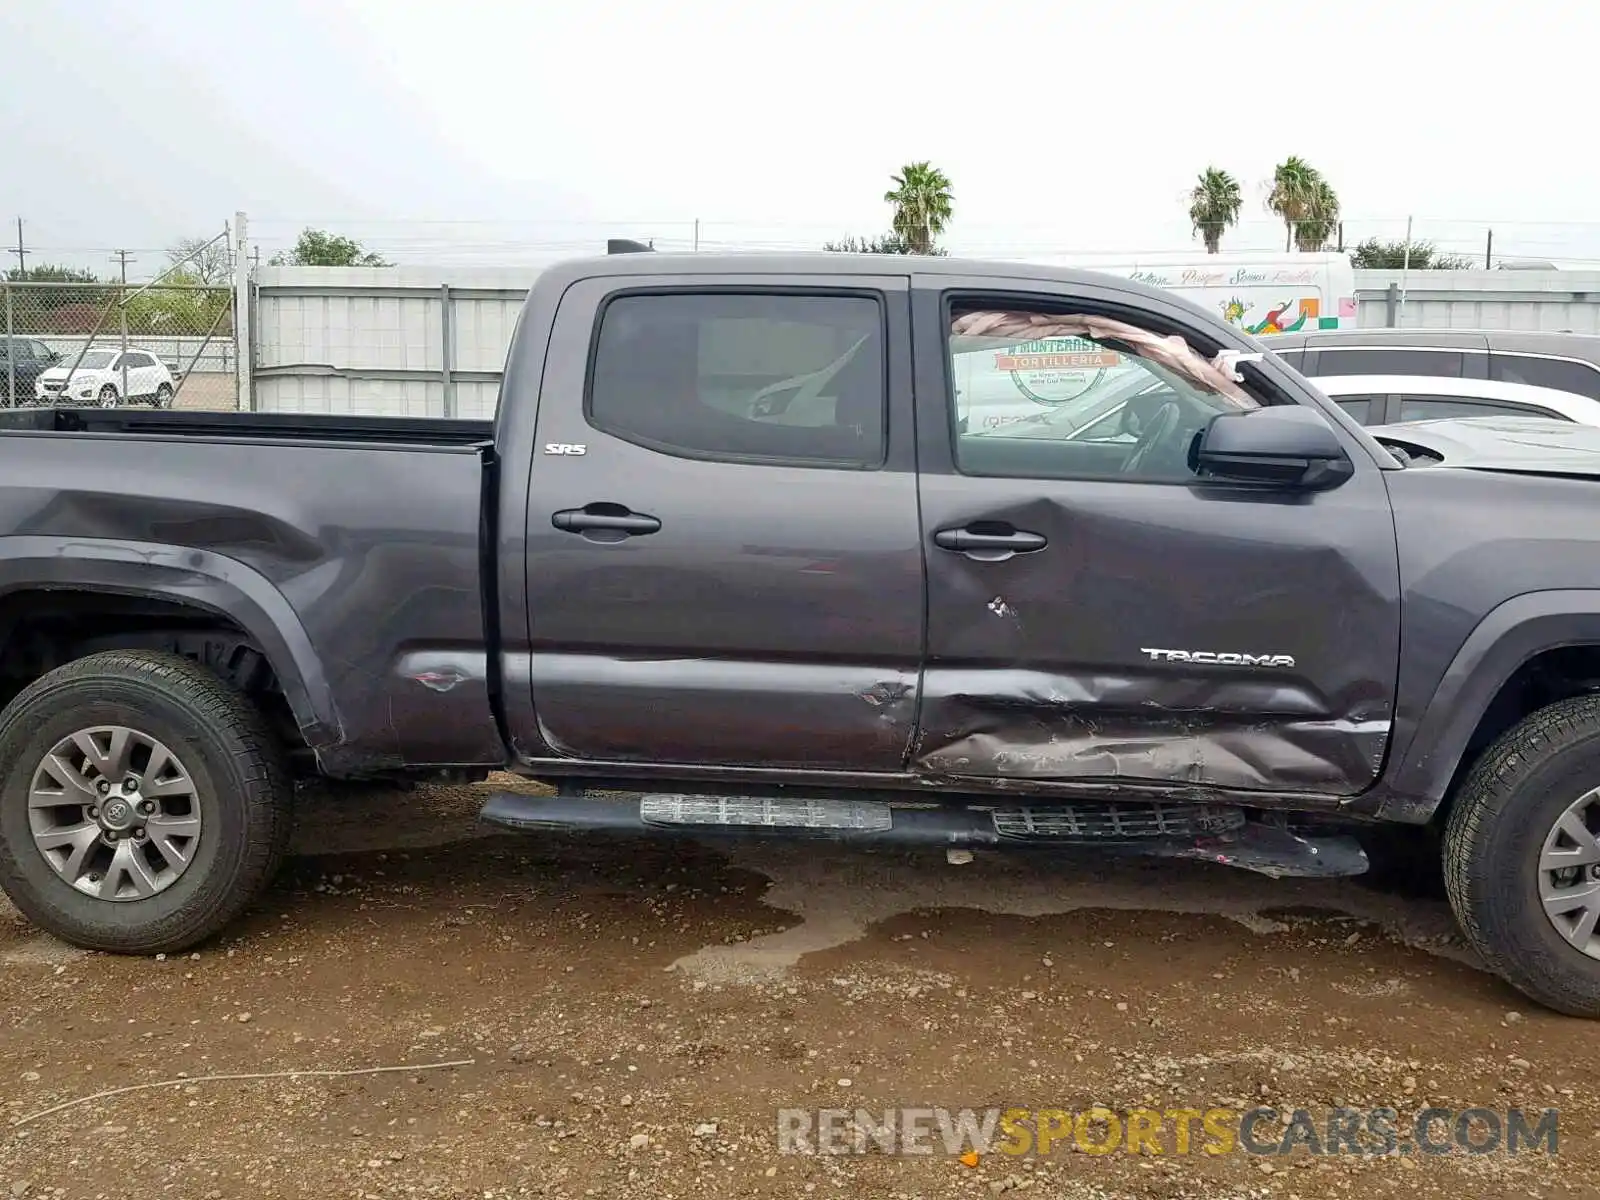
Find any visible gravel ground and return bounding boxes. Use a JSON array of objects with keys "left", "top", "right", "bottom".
[{"left": 3, "top": 777, "right": 1598, "bottom": 1200}]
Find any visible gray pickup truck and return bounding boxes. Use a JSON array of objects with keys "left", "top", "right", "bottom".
[{"left": 3, "top": 252, "right": 1600, "bottom": 1016}]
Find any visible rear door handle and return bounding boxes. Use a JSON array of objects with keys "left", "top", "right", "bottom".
[
  {"left": 552, "top": 504, "right": 662, "bottom": 541},
  {"left": 932, "top": 526, "right": 1048, "bottom": 561}
]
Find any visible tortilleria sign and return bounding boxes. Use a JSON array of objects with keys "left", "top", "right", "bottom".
[{"left": 994, "top": 338, "right": 1123, "bottom": 406}]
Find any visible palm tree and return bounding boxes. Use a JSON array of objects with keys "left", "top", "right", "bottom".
[
  {"left": 1266, "top": 157, "right": 1327, "bottom": 252},
  {"left": 1188, "top": 167, "right": 1243, "bottom": 253},
  {"left": 884, "top": 162, "right": 954, "bottom": 255},
  {"left": 1293, "top": 177, "right": 1341, "bottom": 252}
]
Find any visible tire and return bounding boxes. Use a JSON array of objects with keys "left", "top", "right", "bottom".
[
  {"left": 97, "top": 384, "right": 119, "bottom": 408},
  {"left": 1444, "top": 695, "right": 1600, "bottom": 1016},
  {"left": 153, "top": 382, "right": 174, "bottom": 408},
  {"left": 0, "top": 650, "right": 292, "bottom": 955}
]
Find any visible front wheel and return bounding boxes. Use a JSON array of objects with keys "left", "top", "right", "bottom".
[
  {"left": 1444, "top": 695, "right": 1600, "bottom": 1016},
  {"left": 0, "top": 650, "right": 293, "bottom": 954},
  {"left": 97, "top": 384, "right": 119, "bottom": 407}
]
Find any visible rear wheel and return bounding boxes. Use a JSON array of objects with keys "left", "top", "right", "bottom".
[
  {"left": 0, "top": 651, "right": 292, "bottom": 954},
  {"left": 1444, "top": 695, "right": 1600, "bottom": 1015},
  {"left": 153, "top": 382, "right": 174, "bottom": 408},
  {"left": 97, "top": 384, "right": 119, "bottom": 407}
]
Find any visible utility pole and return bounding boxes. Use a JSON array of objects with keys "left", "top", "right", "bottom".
[
  {"left": 9, "top": 218, "right": 25, "bottom": 275},
  {"left": 1485, "top": 228, "right": 1494, "bottom": 270},
  {"left": 111, "top": 249, "right": 135, "bottom": 400}
]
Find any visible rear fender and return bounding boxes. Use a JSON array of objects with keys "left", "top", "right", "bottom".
[{"left": 0, "top": 536, "right": 340, "bottom": 746}]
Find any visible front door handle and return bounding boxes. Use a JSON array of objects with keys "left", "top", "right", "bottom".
[
  {"left": 932, "top": 525, "right": 1048, "bottom": 562},
  {"left": 553, "top": 503, "right": 662, "bottom": 541}
]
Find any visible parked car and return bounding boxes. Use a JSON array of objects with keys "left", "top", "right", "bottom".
[
  {"left": 0, "top": 337, "right": 61, "bottom": 407},
  {"left": 1312, "top": 374, "right": 1600, "bottom": 427},
  {"left": 12, "top": 253, "right": 1600, "bottom": 1018},
  {"left": 1267, "top": 327, "right": 1600, "bottom": 401},
  {"left": 34, "top": 347, "right": 176, "bottom": 407}
]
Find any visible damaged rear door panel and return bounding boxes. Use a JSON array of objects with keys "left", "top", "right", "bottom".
[{"left": 910, "top": 276, "right": 1402, "bottom": 795}]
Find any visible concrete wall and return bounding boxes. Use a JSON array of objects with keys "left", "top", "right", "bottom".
[
  {"left": 252, "top": 266, "right": 537, "bottom": 418},
  {"left": 250, "top": 265, "right": 1600, "bottom": 417},
  {"left": 1353, "top": 270, "right": 1600, "bottom": 333}
]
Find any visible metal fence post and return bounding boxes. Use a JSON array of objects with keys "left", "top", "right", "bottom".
[
  {"left": 234, "top": 211, "right": 253, "bottom": 412},
  {"left": 4, "top": 284, "right": 14, "bottom": 408},
  {"left": 1385, "top": 283, "right": 1399, "bottom": 328},
  {"left": 440, "top": 284, "right": 455, "bottom": 418}
]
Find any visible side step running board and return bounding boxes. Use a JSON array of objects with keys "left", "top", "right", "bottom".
[{"left": 477, "top": 792, "right": 1368, "bottom": 879}]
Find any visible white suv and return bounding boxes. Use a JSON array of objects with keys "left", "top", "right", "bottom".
[{"left": 35, "top": 348, "right": 177, "bottom": 407}]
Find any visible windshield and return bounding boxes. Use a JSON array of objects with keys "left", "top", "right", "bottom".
[{"left": 72, "top": 352, "right": 115, "bottom": 369}]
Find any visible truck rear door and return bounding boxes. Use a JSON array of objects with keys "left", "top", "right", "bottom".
[{"left": 522, "top": 272, "right": 923, "bottom": 771}]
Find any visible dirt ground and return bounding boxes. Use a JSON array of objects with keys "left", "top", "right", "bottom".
[{"left": 3, "top": 777, "right": 1599, "bottom": 1200}]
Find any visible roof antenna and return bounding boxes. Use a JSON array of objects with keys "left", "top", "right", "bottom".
[{"left": 607, "top": 238, "right": 655, "bottom": 255}]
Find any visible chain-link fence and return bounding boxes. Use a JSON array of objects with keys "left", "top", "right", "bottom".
[{"left": 0, "top": 280, "right": 238, "bottom": 411}]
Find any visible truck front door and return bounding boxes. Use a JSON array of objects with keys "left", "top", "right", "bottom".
[
  {"left": 522, "top": 273, "right": 924, "bottom": 771},
  {"left": 911, "top": 278, "right": 1401, "bottom": 795}
]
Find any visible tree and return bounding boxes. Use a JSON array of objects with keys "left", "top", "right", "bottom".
[
  {"left": 167, "top": 236, "right": 232, "bottom": 285},
  {"left": 883, "top": 162, "right": 954, "bottom": 255},
  {"left": 2, "top": 264, "right": 110, "bottom": 332},
  {"left": 124, "top": 268, "right": 233, "bottom": 336},
  {"left": 4, "top": 263, "right": 100, "bottom": 285},
  {"left": 268, "top": 228, "right": 391, "bottom": 267},
  {"left": 1266, "top": 157, "right": 1340, "bottom": 253},
  {"left": 822, "top": 233, "right": 945, "bottom": 255},
  {"left": 1294, "top": 178, "right": 1341, "bottom": 253},
  {"left": 1349, "top": 238, "right": 1474, "bottom": 270},
  {"left": 1188, "top": 167, "right": 1243, "bottom": 253}
]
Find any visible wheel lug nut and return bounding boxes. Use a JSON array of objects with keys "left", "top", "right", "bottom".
[
  {"left": 96, "top": 780, "right": 110, "bottom": 795},
  {"left": 139, "top": 801, "right": 154, "bottom": 815},
  {"left": 87, "top": 807, "right": 98, "bottom": 820},
  {"left": 122, "top": 777, "right": 138, "bottom": 793}
]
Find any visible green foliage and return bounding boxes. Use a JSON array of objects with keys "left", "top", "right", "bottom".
[
  {"left": 1267, "top": 157, "right": 1341, "bottom": 252},
  {"left": 5, "top": 264, "right": 101, "bottom": 285},
  {"left": 883, "top": 162, "right": 954, "bottom": 255},
  {"left": 3, "top": 264, "right": 111, "bottom": 331},
  {"left": 1349, "top": 238, "right": 1475, "bottom": 270},
  {"left": 269, "top": 228, "right": 391, "bottom": 267},
  {"left": 1188, "top": 167, "right": 1243, "bottom": 253},
  {"left": 121, "top": 270, "right": 232, "bottom": 336},
  {"left": 823, "top": 233, "right": 946, "bottom": 255}
]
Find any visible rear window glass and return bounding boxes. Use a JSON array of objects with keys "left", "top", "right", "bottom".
[
  {"left": 1314, "top": 349, "right": 1465, "bottom": 378},
  {"left": 588, "top": 291, "right": 886, "bottom": 468},
  {"left": 1489, "top": 353, "right": 1600, "bottom": 400}
]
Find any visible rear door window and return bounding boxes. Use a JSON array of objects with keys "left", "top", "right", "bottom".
[
  {"left": 1312, "top": 348, "right": 1466, "bottom": 378},
  {"left": 1489, "top": 353, "right": 1600, "bottom": 400},
  {"left": 588, "top": 291, "right": 887, "bottom": 468},
  {"left": 1396, "top": 395, "right": 1568, "bottom": 423},
  {"left": 1331, "top": 395, "right": 1382, "bottom": 424}
]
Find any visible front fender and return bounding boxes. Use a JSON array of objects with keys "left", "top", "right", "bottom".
[
  {"left": 0, "top": 535, "right": 341, "bottom": 746},
  {"left": 1379, "top": 589, "right": 1600, "bottom": 819}
]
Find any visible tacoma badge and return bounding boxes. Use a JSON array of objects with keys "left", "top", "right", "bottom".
[{"left": 1141, "top": 648, "right": 1296, "bottom": 668}]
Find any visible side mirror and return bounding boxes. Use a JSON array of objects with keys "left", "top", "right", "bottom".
[{"left": 1192, "top": 406, "right": 1353, "bottom": 490}]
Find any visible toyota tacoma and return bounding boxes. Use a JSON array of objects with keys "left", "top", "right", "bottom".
[{"left": 1, "top": 253, "right": 1599, "bottom": 1017}]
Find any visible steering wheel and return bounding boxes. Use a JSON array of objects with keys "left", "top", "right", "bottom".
[{"left": 1120, "top": 400, "right": 1182, "bottom": 476}]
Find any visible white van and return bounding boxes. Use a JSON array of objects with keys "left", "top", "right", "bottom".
[{"left": 953, "top": 252, "right": 1357, "bottom": 434}]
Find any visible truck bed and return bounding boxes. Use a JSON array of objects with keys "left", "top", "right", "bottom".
[{"left": 0, "top": 406, "right": 493, "bottom": 447}]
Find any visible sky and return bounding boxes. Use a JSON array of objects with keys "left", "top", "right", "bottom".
[{"left": 4, "top": 0, "right": 1599, "bottom": 279}]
